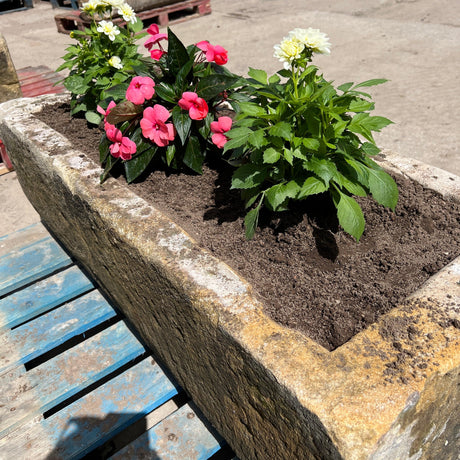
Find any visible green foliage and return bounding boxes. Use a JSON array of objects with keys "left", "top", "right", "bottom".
[
  {"left": 225, "top": 61, "right": 398, "bottom": 241},
  {"left": 57, "top": 8, "right": 149, "bottom": 123}
]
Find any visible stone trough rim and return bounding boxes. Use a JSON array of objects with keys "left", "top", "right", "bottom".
[{"left": 1, "top": 93, "right": 459, "bottom": 460}]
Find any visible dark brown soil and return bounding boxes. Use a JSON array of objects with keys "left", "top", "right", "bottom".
[{"left": 36, "top": 103, "right": 460, "bottom": 351}]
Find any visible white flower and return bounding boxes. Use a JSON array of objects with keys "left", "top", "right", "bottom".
[
  {"left": 97, "top": 20, "right": 120, "bottom": 41},
  {"left": 273, "top": 37, "right": 305, "bottom": 70},
  {"left": 118, "top": 3, "right": 137, "bottom": 24},
  {"left": 81, "top": 0, "right": 101, "bottom": 13},
  {"left": 108, "top": 55, "right": 123, "bottom": 69},
  {"left": 289, "top": 28, "right": 331, "bottom": 55}
]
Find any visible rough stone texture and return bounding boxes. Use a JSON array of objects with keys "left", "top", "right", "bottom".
[
  {"left": 1, "top": 94, "right": 459, "bottom": 460},
  {"left": 0, "top": 33, "right": 21, "bottom": 103}
]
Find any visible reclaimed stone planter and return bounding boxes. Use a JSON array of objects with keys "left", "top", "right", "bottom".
[{"left": 1, "top": 94, "right": 459, "bottom": 460}]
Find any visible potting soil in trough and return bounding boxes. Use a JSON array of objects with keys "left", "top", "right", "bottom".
[{"left": 36, "top": 104, "right": 460, "bottom": 351}]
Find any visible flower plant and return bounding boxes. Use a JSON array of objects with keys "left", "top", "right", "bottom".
[
  {"left": 98, "top": 26, "right": 241, "bottom": 182},
  {"left": 224, "top": 28, "right": 398, "bottom": 241},
  {"left": 57, "top": 0, "right": 148, "bottom": 124}
]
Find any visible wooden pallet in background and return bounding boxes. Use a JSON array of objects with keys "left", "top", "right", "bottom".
[
  {"left": 55, "top": 0, "right": 211, "bottom": 34},
  {"left": 0, "top": 223, "right": 232, "bottom": 459},
  {"left": 0, "top": 66, "right": 66, "bottom": 175}
]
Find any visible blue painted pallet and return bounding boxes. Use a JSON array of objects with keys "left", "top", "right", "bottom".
[{"left": 0, "top": 224, "right": 229, "bottom": 459}]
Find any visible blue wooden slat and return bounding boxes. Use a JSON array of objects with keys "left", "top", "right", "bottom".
[
  {"left": 0, "top": 357, "right": 179, "bottom": 459},
  {"left": 0, "top": 290, "right": 117, "bottom": 376},
  {"left": 0, "top": 236, "right": 73, "bottom": 297},
  {"left": 111, "top": 403, "right": 224, "bottom": 460},
  {"left": 0, "top": 320, "right": 146, "bottom": 439},
  {"left": 0, "top": 265, "right": 94, "bottom": 332},
  {"left": 0, "top": 223, "right": 49, "bottom": 258}
]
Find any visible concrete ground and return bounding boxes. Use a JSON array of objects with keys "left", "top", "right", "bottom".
[{"left": 1, "top": 0, "right": 459, "bottom": 237}]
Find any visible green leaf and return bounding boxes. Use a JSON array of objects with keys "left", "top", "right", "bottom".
[
  {"left": 166, "top": 144, "right": 176, "bottom": 166},
  {"left": 196, "top": 74, "right": 239, "bottom": 100},
  {"left": 238, "top": 101, "right": 267, "bottom": 117},
  {"left": 338, "top": 82, "right": 354, "bottom": 93},
  {"left": 367, "top": 168, "right": 399, "bottom": 210},
  {"left": 302, "top": 138, "right": 320, "bottom": 151},
  {"left": 166, "top": 28, "right": 189, "bottom": 74},
  {"left": 248, "top": 129, "right": 266, "bottom": 148},
  {"left": 106, "top": 101, "right": 144, "bottom": 124},
  {"left": 99, "top": 134, "right": 110, "bottom": 164},
  {"left": 244, "top": 194, "right": 264, "bottom": 240},
  {"left": 269, "top": 122, "right": 291, "bottom": 140},
  {"left": 361, "top": 142, "right": 380, "bottom": 156},
  {"left": 63, "top": 75, "right": 88, "bottom": 94},
  {"left": 125, "top": 147, "right": 157, "bottom": 183},
  {"left": 263, "top": 147, "right": 280, "bottom": 164},
  {"left": 172, "top": 105, "right": 192, "bottom": 145},
  {"left": 265, "top": 181, "right": 300, "bottom": 211},
  {"left": 304, "top": 157, "right": 338, "bottom": 185},
  {"left": 334, "top": 191, "right": 366, "bottom": 241},
  {"left": 85, "top": 111, "right": 102, "bottom": 125},
  {"left": 360, "top": 115, "right": 393, "bottom": 132},
  {"left": 353, "top": 78, "right": 388, "bottom": 89},
  {"left": 154, "top": 82, "right": 177, "bottom": 103},
  {"left": 231, "top": 164, "right": 267, "bottom": 189},
  {"left": 129, "top": 17, "right": 144, "bottom": 33},
  {"left": 349, "top": 99, "right": 374, "bottom": 112},
  {"left": 248, "top": 67, "right": 268, "bottom": 85},
  {"left": 100, "top": 155, "right": 119, "bottom": 183},
  {"left": 183, "top": 136, "right": 205, "bottom": 174},
  {"left": 102, "top": 83, "right": 129, "bottom": 101},
  {"left": 223, "top": 127, "right": 253, "bottom": 151},
  {"left": 297, "top": 176, "right": 327, "bottom": 199}
]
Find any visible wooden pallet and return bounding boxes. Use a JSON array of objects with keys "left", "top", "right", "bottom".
[
  {"left": 55, "top": 0, "right": 211, "bottom": 34},
  {"left": 0, "top": 66, "right": 66, "bottom": 175},
  {"left": 0, "top": 223, "right": 232, "bottom": 459}
]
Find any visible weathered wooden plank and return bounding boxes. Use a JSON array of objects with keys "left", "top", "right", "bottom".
[
  {"left": 0, "top": 320, "right": 146, "bottom": 439},
  {"left": 111, "top": 403, "right": 224, "bottom": 460},
  {"left": 0, "top": 357, "right": 179, "bottom": 459},
  {"left": 0, "top": 236, "right": 72, "bottom": 297},
  {"left": 0, "top": 290, "right": 117, "bottom": 376},
  {"left": 0, "top": 265, "right": 94, "bottom": 332},
  {"left": 0, "top": 223, "right": 49, "bottom": 258}
]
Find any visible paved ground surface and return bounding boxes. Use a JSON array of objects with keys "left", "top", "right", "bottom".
[{"left": 1, "top": 0, "right": 459, "bottom": 237}]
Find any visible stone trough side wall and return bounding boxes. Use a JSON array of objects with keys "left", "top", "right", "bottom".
[{"left": 1, "top": 94, "right": 459, "bottom": 460}]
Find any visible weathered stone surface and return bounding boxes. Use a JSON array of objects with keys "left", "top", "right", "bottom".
[
  {"left": 0, "top": 94, "right": 459, "bottom": 460},
  {"left": 0, "top": 34, "right": 21, "bottom": 103}
]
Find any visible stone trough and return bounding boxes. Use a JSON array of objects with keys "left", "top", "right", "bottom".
[{"left": 0, "top": 94, "right": 459, "bottom": 460}]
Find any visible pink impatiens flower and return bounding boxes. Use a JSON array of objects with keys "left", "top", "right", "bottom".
[
  {"left": 140, "top": 104, "right": 175, "bottom": 147},
  {"left": 97, "top": 100, "right": 117, "bottom": 123},
  {"left": 196, "top": 41, "right": 228, "bottom": 65},
  {"left": 149, "top": 49, "right": 166, "bottom": 61},
  {"left": 126, "top": 76, "right": 155, "bottom": 105},
  {"left": 210, "top": 116, "right": 232, "bottom": 148},
  {"left": 144, "top": 24, "right": 168, "bottom": 61},
  {"left": 105, "top": 125, "right": 137, "bottom": 160},
  {"left": 178, "top": 91, "right": 209, "bottom": 120}
]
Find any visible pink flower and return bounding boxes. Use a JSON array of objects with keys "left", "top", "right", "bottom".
[
  {"left": 126, "top": 76, "right": 155, "bottom": 105},
  {"left": 178, "top": 91, "right": 209, "bottom": 120},
  {"left": 140, "top": 104, "right": 175, "bottom": 147},
  {"left": 97, "top": 100, "right": 117, "bottom": 123},
  {"left": 196, "top": 41, "right": 228, "bottom": 65},
  {"left": 105, "top": 125, "right": 137, "bottom": 160},
  {"left": 150, "top": 49, "right": 166, "bottom": 61},
  {"left": 210, "top": 116, "right": 232, "bottom": 148}
]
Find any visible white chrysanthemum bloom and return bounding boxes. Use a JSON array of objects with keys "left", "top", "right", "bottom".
[
  {"left": 118, "top": 3, "right": 137, "bottom": 24},
  {"left": 81, "top": 0, "right": 101, "bottom": 13},
  {"left": 108, "top": 55, "right": 123, "bottom": 69},
  {"left": 273, "top": 37, "right": 305, "bottom": 70},
  {"left": 97, "top": 20, "right": 120, "bottom": 41},
  {"left": 289, "top": 28, "right": 331, "bottom": 55}
]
